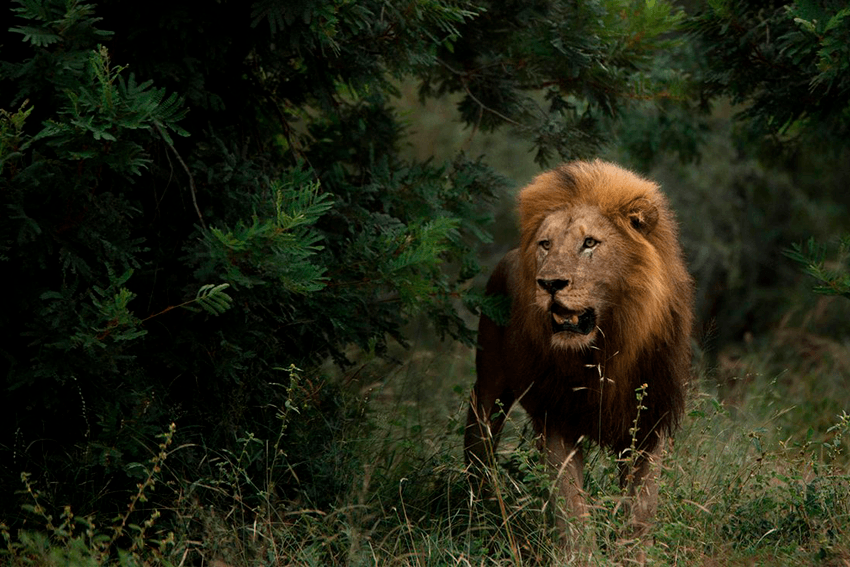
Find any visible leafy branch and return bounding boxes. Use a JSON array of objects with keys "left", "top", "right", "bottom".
[
  {"left": 784, "top": 236, "right": 850, "bottom": 300},
  {"left": 143, "top": 283, "right": 233, "bottom": 322},
  {"left": 203, "top": 175, "right": 333, "bottom": 293}
]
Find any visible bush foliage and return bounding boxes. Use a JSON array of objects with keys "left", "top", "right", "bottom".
[{"left": 687, "top": 0, "right": 850, "bottom": 149}]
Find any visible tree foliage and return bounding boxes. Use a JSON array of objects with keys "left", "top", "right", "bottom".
[
  {"left": 688, "top": 0, "right": 850, "bottom": 305},
  {"left": 420, "top": 0, "right": 687, "bottom": 163},
  {"left": 687, "top": 0, "right": 850, "bottom": 149}
]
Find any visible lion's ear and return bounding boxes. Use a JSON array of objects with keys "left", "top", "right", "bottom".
[{"left": 626, "top": 198, "right": 659, "bottom": 234}]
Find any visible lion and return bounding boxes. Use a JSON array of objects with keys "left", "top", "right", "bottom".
[{"left": 465, "top": 160, "right": 694, "bottom": 542}]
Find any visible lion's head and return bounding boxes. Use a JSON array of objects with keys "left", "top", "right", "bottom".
[{"left": 517, "top": 160, "right": 689, "bottom": 362}]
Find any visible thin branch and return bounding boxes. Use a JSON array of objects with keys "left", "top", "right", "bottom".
[
  {"left": 436, "top": 58, "right": 524, "bottom": 128},
  {"left": 154, "top": 123, "right": 206, "bottom": 230},
  {"left": 141, "top": 303, "right": 183, "bottom": 323},
  {"left": 463, "top": 101, "right": 483, "bottom": 149},
  {"left": 462, "top": 84, "right": 524, "bottom": 128}
]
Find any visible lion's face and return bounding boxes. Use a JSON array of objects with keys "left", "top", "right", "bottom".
[{"left": 532, "top": 204, "right": 629, "bottom": 350}]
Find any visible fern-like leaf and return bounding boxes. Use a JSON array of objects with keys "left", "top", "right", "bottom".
[
  {"left": 192, "top": 283, "right": 233, "bottom": 315},
  {"left": 9, "top": 25, "right": 61, "bottom": 47}
]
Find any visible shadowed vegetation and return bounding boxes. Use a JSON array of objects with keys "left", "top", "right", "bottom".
[{"left": 1, "top": 0, "right": 849, "bottom": 564}]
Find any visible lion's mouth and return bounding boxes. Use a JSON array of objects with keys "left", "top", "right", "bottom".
[{"left": 551, "top": 305, "right": 596, "bottom": 335}]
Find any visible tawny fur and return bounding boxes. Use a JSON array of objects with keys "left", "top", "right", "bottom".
[{"left": 466, "top": 159, "right": 694, "bottom": 539}]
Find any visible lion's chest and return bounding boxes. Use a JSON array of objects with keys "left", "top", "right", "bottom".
[{"left": 517, "top": 360, "right": 637, "bottom": 449}]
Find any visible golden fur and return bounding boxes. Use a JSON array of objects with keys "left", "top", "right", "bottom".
[{"left": 466, "top": 159, "right": 694, "bottom": 539}]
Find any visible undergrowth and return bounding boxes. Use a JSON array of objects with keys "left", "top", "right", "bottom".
[
  {"left": 4, "top": 335, "right": 850, "bottom": 566},
  {"left": 1, "top": 424, "right": 177, "bottom": 566}
]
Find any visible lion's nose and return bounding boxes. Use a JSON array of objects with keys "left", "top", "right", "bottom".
[{"left": 537, "top": 278, "right": 569, "bottom": 294}]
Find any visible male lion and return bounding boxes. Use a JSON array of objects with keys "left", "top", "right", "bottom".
[{"left": 466, "top": 160, "right": 694, "bottom": 541}]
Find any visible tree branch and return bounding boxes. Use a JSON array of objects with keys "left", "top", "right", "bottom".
[{"left": 154, "top": 123, "right": 206, "bottom": 230}]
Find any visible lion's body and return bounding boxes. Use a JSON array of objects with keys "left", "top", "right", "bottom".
[{"left": 466, "top": 160, "right": 694, "bottom": 539}]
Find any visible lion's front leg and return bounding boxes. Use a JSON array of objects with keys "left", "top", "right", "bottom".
[
  {"left": 464, "top": 385, "right": 513, "bottom": 470},
  {"left": 465, "top": 313, "right": 515, "bottom": 470},
  {"left": 619, "top": 434, "right": 666, "bottom": 539},
  {"left": 543, "top": 433, "right": 591, "bottom": 538}
]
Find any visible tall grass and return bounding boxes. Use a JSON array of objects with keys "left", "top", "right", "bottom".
[{"left": 3, "top": 322, "right": 849, "bottom": 565}]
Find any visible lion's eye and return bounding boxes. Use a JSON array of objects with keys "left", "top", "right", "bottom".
[
  {"left": 539, "top": 239, "right": 551, "bottom": 251},
  {"left": 583, "top": 237, "right": 599, "bottom": 248}
]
